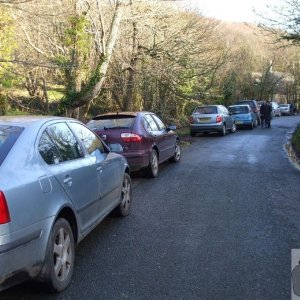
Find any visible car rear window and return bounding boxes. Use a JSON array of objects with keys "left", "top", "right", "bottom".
[
  {"left": 229, "top": 106, "right": 249, "bottom": 114},
  {"left": 0, "top": 125, "right": 24, "bottom": 166},
  {"left": 194, "top": 106, "right": 217, "bottom": 114},
  {"left": 87, "top": 116, "right": 135, "bottom": 130},
  {"left": 236, "top": 101, "right": 255, "bottom": 108}
]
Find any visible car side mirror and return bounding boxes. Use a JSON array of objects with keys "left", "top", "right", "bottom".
[
  {"left": 108, "top": 143, "right": 123, "bottom": 152},
  {"left": 167, "top": 125, "right": 177, "bottom": 131}
]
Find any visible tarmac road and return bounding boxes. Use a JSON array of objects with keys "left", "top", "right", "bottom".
[{"left": 1, "top": 115, "right": 300, "bottom": 300}]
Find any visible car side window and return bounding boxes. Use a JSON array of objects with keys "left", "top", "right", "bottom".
[
  {"left": 45, "top": 122, "right": 84, "bottom": 162},
  {"left": 69, "top": 122, "right": 105, "bottom": 156},
  {"left": 38, "top": 131, "right": 62, "bottom": 165},
  {"left": 151, "top": 115, "right": 166, "bottom": 131},
  {"left": 144, "top": 114, "right": 159, "bottom": 132}
]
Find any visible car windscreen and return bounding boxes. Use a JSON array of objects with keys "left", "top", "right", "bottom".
[
  {"left": 280, "top": 104, "right": 288, "bottom": 107},
  {"left": 194, "top": 107, "right": 217, "bottom": 114},
  {"left": 228, "top": 106, "right": 249, "bottom": 114},
  {"left": 87, "top": 116, "right": 135, "bottom": 130},
  {"left": 0, "top": 125, "right": 24, "bottom": 166}
]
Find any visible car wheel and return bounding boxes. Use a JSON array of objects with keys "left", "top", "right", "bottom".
[
  {"left": 146, "top": 149, "right": 159, "bottom": 178},
  {"left": 254, "top": 118, "right": 258, "bottom": 127},
  {"left": 230, "top": 123, "right": 236, "bottom": 133},
  {"left": 114, "top": 173, "right": 132, "bottom": 217},
  {"left": 250, "top": 120, "right": 254, "bottom": 129},
  {"left": 169, "top": 141, "right": 181, "bottom": 162},
  {"left": 219, "top": 124, "right": 226, "bottom": 136},
  {"left": 44, "top": 218, "right": 75, "bottom": 292}
]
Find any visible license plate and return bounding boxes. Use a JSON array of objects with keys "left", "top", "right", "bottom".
[
  {"left": 198, "top": 118, "right": 210, "bottom": 122},
  {"left": 235, "top": 121, "right": 243, "bottom": 124}
]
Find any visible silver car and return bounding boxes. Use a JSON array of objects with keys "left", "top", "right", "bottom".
[
  {"left": 279, "top": 103, "right": 294, "bottom": 115},
  {"left": 189, "top": 105, "right": 236, "bottom": 136},
  {"left": 271, "top": 101, "right": 281, "bottom": 117},
  {"left": 0, "top": 116, "right": 132, "bottom": 292}
]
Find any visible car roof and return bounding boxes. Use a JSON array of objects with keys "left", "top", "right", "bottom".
[
  {"left": 236, "top": 100, "right": 257, "bottom": 103},
  {"left": 0, "top": 115, "right": 73, "bottom": 128},
  {"left": 229, "top": 104, "right": 250, "bottom": 107},
  {"left": 195, "top": 105, "right": 223, "bottom": 108}
]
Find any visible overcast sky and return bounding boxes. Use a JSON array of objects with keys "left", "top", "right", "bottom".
[{"left": 183, "top": 0, "right": 283, "bottom": 23}]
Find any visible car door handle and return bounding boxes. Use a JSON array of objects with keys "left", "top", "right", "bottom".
[
  {"left": 63, "top": 176, "right": 73, "bottom": 187},
  {"left": 96, "top": 166, "right": 103, "bottom": 173}
]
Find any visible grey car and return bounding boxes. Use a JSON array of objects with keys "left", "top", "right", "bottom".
[
  {"left": 189, "top": 105, "right": 237, "bottom": 136},
  {"left": 0, "top": 116, "right": 131, "bottom": 292}
]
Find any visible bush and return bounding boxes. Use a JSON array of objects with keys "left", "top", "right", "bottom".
[
  {"left": 292, "top": 125, "right": 300, "bottom": 157},
  {"left": 0, "top": 93, "right": 7, "bottom": 115},
  {"left": 182, "top": 100, "right": 202, "bottom": 117}
]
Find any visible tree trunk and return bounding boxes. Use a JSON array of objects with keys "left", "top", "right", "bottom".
[{"left": 70, "top": 0, "right": 124, "bottom": 111}]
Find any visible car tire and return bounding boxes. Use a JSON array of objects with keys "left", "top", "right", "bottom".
[
  {"left": 250, "top": 120, "right": 254, "bottom": 129},
  {"left": 146, "top": 149, "right": 159, "bottom": 178},
  {"left": 114, "top": 173, "right": 132, "bottom": 217},
  {"left": 219, "top": 124, "right": 226, "bottom": 136},
  {"left": 43, "top": 218, "right": 75, "bottom": 292},
  {"left": 169, "top": 141, "right": 181, "bottom": 162},
  {"left": 230, "top": 123, "right": 236, "bottom": 133}
]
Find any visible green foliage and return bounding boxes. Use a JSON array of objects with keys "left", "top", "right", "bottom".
[
  {"left": 64, "top": 15, "right": 91, "bottom": 60},
  {"left": 177, "top": 70, "right": 197, "bottom": 97},
  {"left": 292, "top": 126, "right": 300, "bottom": 155},
  {"left": 182, "top": 99, "right": 202, "bottom": 116},
  {"left": 51, "top": 55, "right": 70, "bottom": 68},
  {"left": 0, "top": 92, "right": 7, "bottom": 115}
]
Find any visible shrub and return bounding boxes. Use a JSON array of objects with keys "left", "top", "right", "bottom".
[{"left": 292, "top": 125, "right": 300, "bottom": 157}]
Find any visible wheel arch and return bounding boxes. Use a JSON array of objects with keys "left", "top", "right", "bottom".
[
  {"left": 55, "top": 207, "right": 78, "bottom": 245},
  {"left": 152, "top": 145, "right": 159, "bottom": 159}
]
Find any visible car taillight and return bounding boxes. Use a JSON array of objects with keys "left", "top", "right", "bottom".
[
  {"left": 216, "top": 115, "right": 223, "bottom": 123},
  {"left": 189, "top": 116, "right": 194, "bottom": 124},
  {"left": 121, "top": 133, "right": 142, "bottom": 143},
  {"left": 0, "top": 191, "right": 10, "bottom": 224}
]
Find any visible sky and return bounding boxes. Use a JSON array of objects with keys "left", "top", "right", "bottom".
[{"left": 184, "top": 0, "right": 283, "bottom": 23}]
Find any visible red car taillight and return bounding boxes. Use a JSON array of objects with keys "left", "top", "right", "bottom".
[
  {"left": 0, "top": 191, "right": 10, "bottom": 224},
  {"left": 121, "top": 133, "right": 142, "bottom": 143},
  {"left": 216, "top": 115, "right": 223, "bottom": 123}
]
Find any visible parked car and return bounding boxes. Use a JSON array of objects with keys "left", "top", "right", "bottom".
[
  {"left": 0, "top": 116, "right": 132, "bottom": 292},
  {"left": 189, "top": 105, "right": 236, "bottom": 136},
  {"left": 271, "top": 101, "right": 281, "bottom": 117},
  {"left": 228, "top": 104, "right": 257, "bottom": 129},
  {"left": 87, "top": 112, "right": 181, "bottom": 178},
  {"left": 279, "top": 103, "right": 297, "bottom": 115},
  {"left": 235, "top": 100, "right": 261, "bottom": 125}
]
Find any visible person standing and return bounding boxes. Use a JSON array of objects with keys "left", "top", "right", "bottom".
[
  {"left": 264, "top": 100, "right": 272, "bottom": 128},
  {"left": 260, "top": 101, "right": 266, "bottom": 127}
]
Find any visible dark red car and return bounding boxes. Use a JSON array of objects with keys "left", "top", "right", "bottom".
[{"left": 86, "top": 112, "right": 181, "bottom": 177}]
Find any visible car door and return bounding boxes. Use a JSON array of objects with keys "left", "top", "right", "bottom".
[
  {"left": 39, "top": 122, "right": 101, "bottom": 233},
  {"left": 144, "top": 114, "right": 165, "bottom": 162},
  {"left": 69, "top": 122, "right": 124, "bottom": 219},
  {"left": 152, "top": 114, "right": 176, "bottom": 160},
  {"left": 221, "top": 106, "right": 233, "bottom": 129}
]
